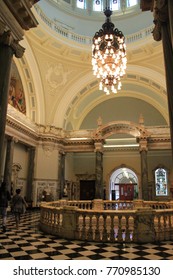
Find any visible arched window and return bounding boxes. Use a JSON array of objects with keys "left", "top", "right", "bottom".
[
  {"left": 127, "top": 0, "right": 138, "bottom": 7},
  {"left": 77, "top": 0, "right": 85, "bottom": 9},
  {"left": 155, "top": 168, "right": 168, "bottom": 196},
  {"left": 111, "top": 0, "right": 120, "bottom": 11},
  {"left": 93, "top": 0, "right": 102, "bottom": 11},
  {"left": 76, "top": 0, "right": 139, "bottom": 12}
]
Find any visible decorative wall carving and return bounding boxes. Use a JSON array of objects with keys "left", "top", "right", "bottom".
[
  {"left": 36, "top": 180, "right": 57, "bottom": 206},
  {"left": 42, "top": 143, "right": 55, "bottom": 157},
  {"left": 45, "top": 63, "right": 72, "bottom": 94},
  {"left": 5, "top": 108, "right": 172, "bottom": 152}
]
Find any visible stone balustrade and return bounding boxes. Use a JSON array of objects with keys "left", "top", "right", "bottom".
[
  {"left": 34, "top": 4, "right": 154, "bottom": 46},
  {"left": 43, "top": 199, "right": 172, "bottom": 210},
  {"left": 40, "top": 200, "right": 173, "bottom": 244}
]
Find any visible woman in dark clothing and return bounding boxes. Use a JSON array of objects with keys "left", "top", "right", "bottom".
[
  {"left": 11, "top": 188, "right": 27, "bottom": 229},
  {"left": 0, "top": 181, "right": 11, "bottom": 232}
]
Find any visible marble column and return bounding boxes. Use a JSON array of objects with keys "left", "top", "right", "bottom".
[
  {"left": 58, "top": 151, "right": 65, "bottom": 199},
  {"left": 152, "top": 1, "right": 173, "bottom": 162},
  {"left": 3, "top": 136, "right": 15, "bottom": 192},
  {"left": 26, "top": 147, "right": 36, "bottom": 204},
  {"left": 0, "top": 30, "right": 24, "bottom": 178},
  {"left": 94, "top": 142, "right": 103, "bottom": 199},
  {"left": 139, "top": 139, "right": 149, "bottom": 201}
]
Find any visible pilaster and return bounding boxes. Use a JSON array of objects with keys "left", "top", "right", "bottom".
[
  {"left": 3, "top": 136, "right": 15, "bottom": 192},
  {"left": 58, "top": 150, "right": 66, "bottom": 199},
  {"left": 26, "top": 147, "right": 36, "bottom": 204},
  {"left": 94, "top": 140, "right": 104, "bottom": 199},
  {"left": 139, "top": 138, "right": 149, "bottom": 200}
]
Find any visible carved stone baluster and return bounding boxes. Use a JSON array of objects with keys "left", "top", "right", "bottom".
[
  {"left": 81, "top": 214, "right": 86, "bottom": 240},
  {"left": 157, "top": 215, "right": 161, "bottom": 241},
  {"left": 52, "top": 211, "right": 55, "bottom": 228},
  {"left": 51, "top": 211, "right": 53, "bottom": 226},
  {"left": 117, "top": 215, "right": 123, "bottom": 243},
  {"left": 168, "top": 214, "right": 172, "bottom": 240},
  {"left": 163, "top": 214, "right": 167, "bottom": 240},
  {"left": 110, "top": 214, "right": 115, "bottom": 242},
  {"left": 95, "top": 214, "right": 100, "bottom": 241},
  {"left": 87, "top": 214, "right": 93, "bottom": 241},
  {"left": 56, "top": 212, "right": 59, "bottom": 233},
  {"left": 47, "top": 211, "right": 50, "bottom": 226},
  {"left": 45, "top": 211, "right": 48, "bottom": 224},
  {"left": 44, "top": 210, "right": 47, "bottom": 224},
  {"left": 125, "top": 215, "right": 131, "bottom": 242},
  {"left": 76, "top": 213, "right": 80, "bottom": 240},
  {"left": 102, "top": 214, "right": 107, "bottom": 242}
]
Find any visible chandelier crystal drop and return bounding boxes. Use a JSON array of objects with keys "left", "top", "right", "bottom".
[{"left": 92, "top": 7, "right": 127, "bottom": 95}]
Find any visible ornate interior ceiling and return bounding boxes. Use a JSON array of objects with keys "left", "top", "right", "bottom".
[{"left": 11, "top": 0, "right": 168, "bottom": 135}]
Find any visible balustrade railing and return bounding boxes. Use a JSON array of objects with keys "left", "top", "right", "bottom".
[
  {"left": 40, "top": 200, "right": 173, "bottom": 243},
  {"left": 34, "top": 5, "right": 154, "bottom": 46}
]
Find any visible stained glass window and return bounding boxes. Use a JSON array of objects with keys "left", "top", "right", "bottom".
[{"left": 155, "top": 168, "right": 168, "bottom": 196}]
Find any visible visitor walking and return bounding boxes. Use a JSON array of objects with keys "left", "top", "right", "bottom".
[
  {"left": 11, "top": 189, "right": 27, "bottom": 229},
  {"left": 0, "top": 181, "right": 11, "bottom": 232}
]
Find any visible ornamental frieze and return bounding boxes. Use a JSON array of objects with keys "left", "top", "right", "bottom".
[
  {"left": 6, "top": 110, "right": 171, "bottom": 152},
  {"left": 93, "top": 121, "right": 151, "bottom": 139}
]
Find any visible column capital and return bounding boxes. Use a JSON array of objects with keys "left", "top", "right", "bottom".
[
  {"left": 94, "top": 141, "right": 104, "bottom": 153},
  {"left": 0, "top": 0, "right": 39, "bottom": 41},
  {"left": 0, "top": 30, "right": 25, "bottom": 58},
  {"left": 59, "top": 149, "right": 65, "bottom": 155},
  {"left": 138, "top": 138, "right": 148, "bottom": 152},
  {"left": 152, "top": 0, "right": 168, "bottom": 41}
]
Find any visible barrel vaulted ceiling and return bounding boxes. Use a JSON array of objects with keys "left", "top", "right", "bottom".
[{"left": 15, "top": 0, "right": 168, "bottom": 131}]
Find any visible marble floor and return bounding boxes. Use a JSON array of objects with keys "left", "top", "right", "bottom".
[{"left": 0, "top": 209, "right": 173, "bottom": 260}]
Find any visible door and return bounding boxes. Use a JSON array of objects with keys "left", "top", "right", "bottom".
[{"left": 119, "top": 184, "right": 134, "bottom": 200}]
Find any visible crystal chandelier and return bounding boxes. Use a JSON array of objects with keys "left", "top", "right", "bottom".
[{"left": 92, "top": 7, "right": 127, "bottom": 95}]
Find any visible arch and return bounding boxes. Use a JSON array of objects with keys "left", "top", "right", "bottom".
[
  {"left": 61, "top": 65, "right": 168, "bottom": 130},
  {"left": 18, "top": 37, "right": 45, "bottom": 124},
  {"left": 109, "top": 166, "right": 139, "bottom": 200},
  {"left": 94, "top": 120, "right": 150, "bottom": 139}
]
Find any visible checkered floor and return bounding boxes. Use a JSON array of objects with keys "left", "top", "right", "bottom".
[{"left": 0, "top": 209, "right": 173, "bottom": 260}]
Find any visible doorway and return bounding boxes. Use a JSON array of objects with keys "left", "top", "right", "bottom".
[
  {"left": 110, "top": 167, "right": 138, "bottom": 200},
  {"left": 80, "top": 180, "right": 95, "bottom": 200}
]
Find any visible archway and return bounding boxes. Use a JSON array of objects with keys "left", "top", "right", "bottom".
[{"left": 109, "top": 167, "right": 138, "bottom": 200}]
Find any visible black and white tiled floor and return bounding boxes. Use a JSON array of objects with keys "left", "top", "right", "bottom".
[{"left": 0, "top": 209, "right": 173, "bottom": 260}]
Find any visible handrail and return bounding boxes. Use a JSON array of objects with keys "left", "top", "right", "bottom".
[
  {"left": 40, "top": 200, "right": 173, "bottom": 243},
  {"left": 42, "top": 199, "right": 173, "bottom": 210}
]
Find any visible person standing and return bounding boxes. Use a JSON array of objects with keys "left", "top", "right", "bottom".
[
  {"left": 0, "top": 181, "right": 11, "bottom": 232},
  {"left": 11, "top": 188, "right": 27, "bottom": 229}
]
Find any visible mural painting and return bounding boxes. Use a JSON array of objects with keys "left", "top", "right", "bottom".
[{"left": 8, "top": 61, "right": 26, "bottom": 114}]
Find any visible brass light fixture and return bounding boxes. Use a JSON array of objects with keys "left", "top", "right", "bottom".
[{"left": 92, "top": 5, "right": 127, "bottom": 95}]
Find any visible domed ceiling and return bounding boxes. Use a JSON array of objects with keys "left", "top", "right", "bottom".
[{"left": 17, "top": 0, "right": 168, "bottom": 131}]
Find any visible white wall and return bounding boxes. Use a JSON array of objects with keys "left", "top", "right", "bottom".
[{"left": 35, "top": 144, "right": 59, "bottom": 180}]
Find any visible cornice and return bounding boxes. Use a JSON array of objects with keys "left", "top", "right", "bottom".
[
  {"left": 103, "top": 147, "right": 139, "bottom": 152},
  {"left": 6, "top": 116, "right": 38, "bottom": 142},
  {"left": 0, "top": 0, "right": 39, "bottom": 41},
  {"left": 4, "top": 0, "right": 39, "bottom": 30},
  {"left": 5, "top": 109, "right": 172, "bottom": 152}
]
